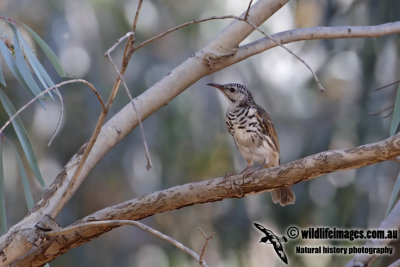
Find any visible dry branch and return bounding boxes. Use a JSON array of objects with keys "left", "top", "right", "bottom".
[
  {"left": 7, "top": 132, "right": 400, "bottom": 266},
  {"left": 228, "top": 22, "right": 400, "bottom": 68},
  {"left": 105, "top": 33, "right": 153, "bottom": 170},
  {"left": 52, "top": 21, "right": 400, "bottom": 223},
  {"left": 2, "top": 0, "right": 400, "bottom": 265}
]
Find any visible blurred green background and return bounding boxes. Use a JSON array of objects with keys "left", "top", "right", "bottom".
[{"left": 1, "top": 0, "right": 400, "bottom": 266}]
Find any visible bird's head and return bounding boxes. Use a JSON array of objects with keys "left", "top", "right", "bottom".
[{"left": 207, "top": 82, "right": 254, "bottom": 106}]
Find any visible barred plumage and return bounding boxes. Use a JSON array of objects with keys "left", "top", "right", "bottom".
[{"left": 207, "top": 82, "right": 295, "bottom": 206}]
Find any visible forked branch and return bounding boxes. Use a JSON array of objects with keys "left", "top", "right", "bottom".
[{"left": 8, "top": 132, "right": 400, "bottom": 266}]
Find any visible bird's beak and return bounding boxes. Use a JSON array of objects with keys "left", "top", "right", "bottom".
[{"left": 207, "top": 83, "right": 224, "bottom": 91}]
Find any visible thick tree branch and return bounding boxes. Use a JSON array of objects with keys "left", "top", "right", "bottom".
[
  {"left": 2, "top": 0, "right": 400, "bottom": 265},
  {"left": 53, "top": 22, "right": 400, "bottom": 224},
  {"left": 30, "top": 0, "right": 289, "bottom": 220},
  {"left": 227, "top": 22, "right": 400, "bottom": 69},
  {"left": 0, "top": 1, "right": 289, "bottom": 265},
  {"left": 8, "top": 132, "right": 400, "bottom": 266}
]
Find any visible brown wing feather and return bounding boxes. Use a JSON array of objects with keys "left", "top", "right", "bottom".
[{"left": 253, "top": 104, "right": 280, "bottom": 153}]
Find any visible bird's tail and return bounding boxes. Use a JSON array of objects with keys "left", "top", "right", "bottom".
[{"left": 271, "top": 186, "right": 295, "bottom": 206}]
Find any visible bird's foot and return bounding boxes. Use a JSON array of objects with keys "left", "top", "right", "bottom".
[
  {"left": 240, "top": 166, "right": 256, "bottom": 178},
  {"left": 239, "top": 165, "right": 252, "bottom": 174},
  {"left": 242, "top": 170, "right": 255, "bottom": 178},
  {"left": 224, "top": 172, "right": 235, "bottom": 178}
]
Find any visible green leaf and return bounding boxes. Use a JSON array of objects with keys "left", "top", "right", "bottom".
[
  {"left": 386, "top": 171, "right": 400, "bottom": 216},
  {"left": 17, "top": 31, "right": 55, "bottom": 96},
  {"left": 0, "top": 58, "right": 5, "bottom": 87},
  {"left": 21, "top": 23, "right": 66, "bottom": 77},
  {"left": 12, "top": 145, "right": 34, "bottom": 210},
  {"left": 0, "top": 135, "right": 7, "bottom": 233},
  {"left": 18, "top": 32, "right": 51, "bottom": 88},
  {"left": 0, "top": 39, "right": 30, "bottom": 89},
  {"left": 8, "top": 25, "right": 42, "bottom": 97},
  {"left": 0, "top": 39, "right": 46, "bottom": 108},
  {"left": 390, "top": 87, "right": 400, "bottom": 136},
  {"left": 0, "top": 87, "right": 46, "bottom": 187}
]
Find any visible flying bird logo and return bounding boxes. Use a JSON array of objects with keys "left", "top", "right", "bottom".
[{"left": 254, "top": 222, "right": 289, "bottom": 264}]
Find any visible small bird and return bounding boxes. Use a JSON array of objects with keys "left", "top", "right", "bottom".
[
  {"left": 207, "top": 82, "right": 295, "bottom": 206},
  {"left": 253, "top": 222, "right": 288, "bottom": 264}
]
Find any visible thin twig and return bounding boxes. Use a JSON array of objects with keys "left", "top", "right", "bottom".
[
  {"left": 375, "top": 79, "right": 400, "bottom": 91},
  {"left": 47, "top": 89, "right": 64, "bottom": 147},
  {"left": 104, "top": 0, "right": 152, "bottom": 169},
  {"left": 135, "top": 16, "right": 241, "bottom": 51},
  {"left": 198, "top": 228, "right": 215, "bottom": 264},
  {"left": 45, "top": 220, "right": 209, "bottom": 267},
  {"left": 244, "top": 0, "right": 254, "bottom": 20},
  {"left": 105, "top": 32, "right": 135, "bottom": 58},
  {"left": 133, "top": 15, "right": 324, "bottom": 92},
  {"left": 56, "top": 0, "right": 147, "bottom": 217},
  {"left": 0, "top": 79, "right": 106, "bottom": 217},
  {"left": 368, "top": 104, "right": 394, "bottom": 116},
  {"left": 122, "top": 0, "right": 143, "bottom": 67},
  {"left": 0, "top": 79, "right": 105, "bottom": 135},
  {"left": 383, "top": 110, "right": 394, "bottom": 119},
  {"left": 245, "top": 18, "right": 325, "bottom": 92},
  {"left": 132, "top": 0, "right": 143, "bottom": 33},
  {"left": 105, "top": 52, "right": 153, "bottom": 169}
]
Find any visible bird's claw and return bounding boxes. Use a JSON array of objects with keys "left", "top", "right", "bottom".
[{"left": 224, "top": 172, "right": 235, "bottom": 178}]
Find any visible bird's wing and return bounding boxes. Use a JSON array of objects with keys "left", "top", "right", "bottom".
[
  {"left": 274, "top": 248, "right": 288, "bottom": 264},
  {"left": 270, "top": 238, "right": 288, "bottom": 264},
  {"left": 255, "top": 223, "right": 288, "bottom": 264},
  {"left": 254, "top": 223, "right": 269, "bottom": 235},
  {"left": 254, "top": 223, "right": 276, "bottom": 239},
  {"left": 254, "top": 104, "right": 280, "bottom": 153}
]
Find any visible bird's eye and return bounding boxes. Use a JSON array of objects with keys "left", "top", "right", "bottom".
[{"left": 229, "top": 87, "right": 235, "bottom": 93}]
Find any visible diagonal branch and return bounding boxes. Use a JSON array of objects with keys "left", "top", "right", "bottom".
[
  {"left": 63, "top": 22, "right": 400, "bottom": 218},
  {"left": 105, "top": 33, "right": 153, "bottom": 170},
  {"left": 3, "top": 1, "right": 400, "bottom": 265},
  {"left": 28, "top": 0, "right": 289, "bottom": 219},
  {"left": 7, "top": 132, "right": 400, "bottom": 266}
]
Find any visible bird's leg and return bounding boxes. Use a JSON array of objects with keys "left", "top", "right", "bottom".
[{"left": 240, "top": 160, "right": 255, "bottom": 176}]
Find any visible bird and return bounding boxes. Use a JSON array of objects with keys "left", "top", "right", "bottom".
[
  {"left": 253, "top": 222, "right": 288, "bottom": 264},
  {"left": 207, "top": 82, "right": 295, "bottom": 206}
]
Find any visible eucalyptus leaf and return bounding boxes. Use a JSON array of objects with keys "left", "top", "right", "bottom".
[
  {"left": 0, "top": 87, "right": 46, "bottom": 187},
  {"left": 0, "top": 39, "right": 30, "bottom": 89},
  {"left": 390, "top": 87, "right": 400, "bottom": 136},
  {"left": 0, "top": 35, "right": 45, "bottom": 107},
  {"left": 13, "top": 145, "right": 34, "bottom": 210},
  {"left": 0, "top": 136, "right": 7, "bottom": 232},
  {"left": 18, "top": 32, "right": 51, "bottom": 88},
  {"left": 18, "top": 31, "right": 54, "bottom": 96},
  {"left": 21, "top": 23, "right": 66, "bottom": 77},
  {"left": 386, "top": 171, "right": 400, "bottom": 216},
  {"left": 0, "top": 59, "right": 5, "bottom": 87},
  {"left": 9, "top": 27, "right": 42, "bottom": 97}
]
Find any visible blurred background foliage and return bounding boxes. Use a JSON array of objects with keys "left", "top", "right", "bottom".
[{"left": 1, "top": 0, "right": 400, "bottom": 266}]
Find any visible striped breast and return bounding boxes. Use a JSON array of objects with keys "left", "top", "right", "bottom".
[{"left": 225, "top": 106, "right": 279, "bottom": 165}]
